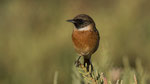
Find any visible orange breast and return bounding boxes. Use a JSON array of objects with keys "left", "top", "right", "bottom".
[{"left": 72, "top": 30, "right": 100, "bottom": 56}]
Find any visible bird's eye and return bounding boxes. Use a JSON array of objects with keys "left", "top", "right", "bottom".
[{"left": 76, "top": 19, "right": 84, "bottom": 24}]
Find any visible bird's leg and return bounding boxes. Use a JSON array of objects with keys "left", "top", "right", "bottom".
[
  {"left": 84, "top": 57, "right": 93, "bottom": 72},
  {"left": 74, "top": 56, "right": 81, "bottom": 67},
  {"left": 91, "top": 63, "right": 93, "bottom": 72}
]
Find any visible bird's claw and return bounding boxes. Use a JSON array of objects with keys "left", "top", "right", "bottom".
[{"left": 74, "top": 60, "right": 81, "bottom": 67}]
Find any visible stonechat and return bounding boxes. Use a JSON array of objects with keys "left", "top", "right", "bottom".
[{"left": 67, "top": 14, "right": 100, "bottom": 71}]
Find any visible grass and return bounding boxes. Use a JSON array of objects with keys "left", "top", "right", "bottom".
[{"left": 71, "top": 56, "right": 148, "bottom": 84}]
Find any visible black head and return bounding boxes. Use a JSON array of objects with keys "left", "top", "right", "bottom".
[{"left": 67, "top": 14, "right": 95, "bottom": 29}]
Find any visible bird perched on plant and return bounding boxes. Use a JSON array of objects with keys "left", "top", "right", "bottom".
[{"left": 67, "top": 14, "right": 100, "bottom": 71}]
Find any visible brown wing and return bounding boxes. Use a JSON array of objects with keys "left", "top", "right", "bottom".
[{"left": 72, "top": 29, "right": 100, "bottom": 56}]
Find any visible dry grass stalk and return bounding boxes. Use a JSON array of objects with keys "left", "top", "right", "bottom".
[
  {"left": 53, "top": 71, "right": 59, "bottom": 84},
  {"left": 134, "top": 74, "right": 137, "bottom": 84}
]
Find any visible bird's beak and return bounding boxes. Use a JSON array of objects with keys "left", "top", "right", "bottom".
[{"left": 66, "top": 19, "right": 76, "bottom": 23}]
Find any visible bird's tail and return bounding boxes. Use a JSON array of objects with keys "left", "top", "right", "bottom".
[{"left": 84, "top": 56, "right": 93, "bottom": 72}]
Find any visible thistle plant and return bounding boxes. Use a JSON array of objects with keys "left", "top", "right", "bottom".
[{"left": 73, "top": 60, "right": 139, "bottom": 84}]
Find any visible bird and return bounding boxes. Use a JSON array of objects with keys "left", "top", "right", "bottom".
[{"left": 67, "top": 14, "right": 100, "bottom": 71}]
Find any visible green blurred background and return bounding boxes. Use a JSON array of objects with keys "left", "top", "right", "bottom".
[{"left": 0, "top": 0, "right": 150, "bottom": 84}]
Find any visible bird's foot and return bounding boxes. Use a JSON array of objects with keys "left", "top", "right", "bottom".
[
  {"left": 74, "top": 60, "right": 81, "bottom": 67},
  {"left": 84, "top": 58, "right": 94, "bottom": 72},
  {"left": 74, "top": 56, "right": 81, "bottom": 67}
]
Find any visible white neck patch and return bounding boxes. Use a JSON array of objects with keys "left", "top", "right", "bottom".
[
  {"left": 74, "top": 24, "right": 93, "bottom": 31},
  {"left": 78, "top": 26, "right": 90, "bottom": 31},
  {"left": 77, "top": 25, "right": 93, "bottom": 31}
]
